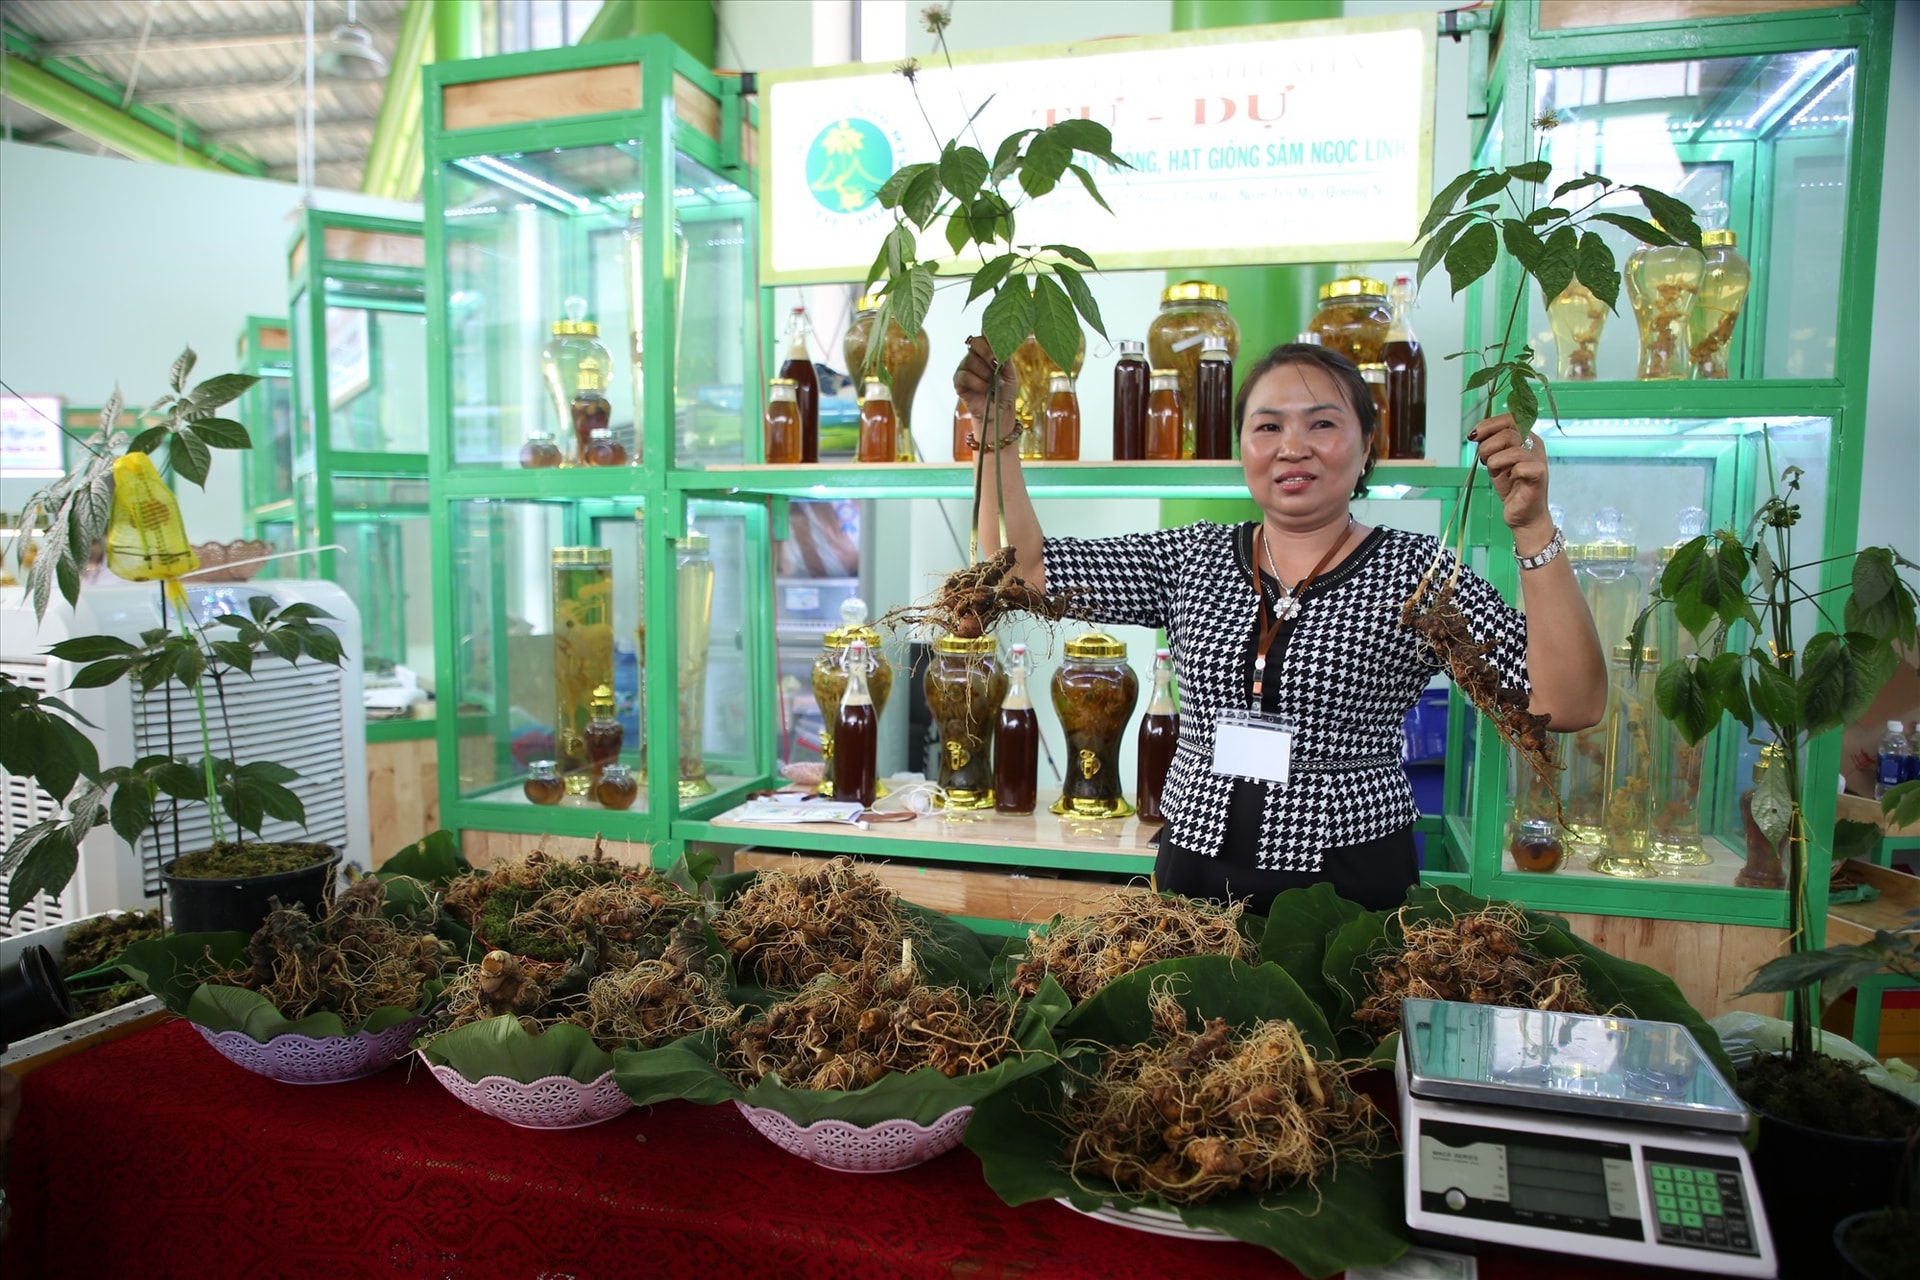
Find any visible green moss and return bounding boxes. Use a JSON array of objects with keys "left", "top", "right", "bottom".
[
  {"left": 167, "top": 841, "right": 336, "bottom": 880},
  {"left": 61, "top": 909, "right": 165, "bottom": 1018},
  {"left": 1740, "top": 1052, "right": 1920, "bottom": 1141}
]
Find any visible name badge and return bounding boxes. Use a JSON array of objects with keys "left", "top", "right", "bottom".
[{"left": 1212, "top": 710, "right": 1296, "bottom": 786}]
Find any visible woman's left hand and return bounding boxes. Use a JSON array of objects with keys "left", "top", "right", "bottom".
[{"left": 1471, "top": 414, "right": 1554, "bottom": 544}]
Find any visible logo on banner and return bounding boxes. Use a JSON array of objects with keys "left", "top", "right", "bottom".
[{"left": 806, "top": 118, "right": 894, "bottom": 213}]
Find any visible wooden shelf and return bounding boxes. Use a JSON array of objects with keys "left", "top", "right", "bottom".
[{"left": 1828, "top": 859, "right": 1920, "bottom": 948}]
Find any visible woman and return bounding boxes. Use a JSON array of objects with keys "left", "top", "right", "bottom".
[{"left": 956, "top": 337, "right": 1605, "bottom": 912}]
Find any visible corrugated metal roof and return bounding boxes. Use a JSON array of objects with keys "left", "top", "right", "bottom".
[{"left": 2, "top": 0, "right": 408, "bottom": 190}]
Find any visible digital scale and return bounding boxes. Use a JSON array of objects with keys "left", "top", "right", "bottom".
[{"left": 1398, "top": 998, "right": 1776, "bottom": 1278}]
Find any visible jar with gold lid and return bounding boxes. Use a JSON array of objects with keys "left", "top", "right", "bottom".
[
  {"left": 540, "top": 296, "right": 614, "bottom": 465},
  {"left": 1308, "top": 277, "right": 1391, "bottom": 366},
  {"left": 844, "top": 293, "right": 930, "bottom": 461},
  {"left": 552, "top": 547, "right": 615, "bottom": 795},
  {"left": 1546, "top": 280, "right": 1608, "bottom": 381},
  {"left": 1011, "top": 330, "right": 1086, "bottom": 460},
  {"left": 1688, "top": 229, "right": 1751, "bottom": 380},
  {"left": 1050, "top": 632, "right": 1139, "bottom": 818},
  {"left": 1593, "top": 642, "right": 1659, "bottom": 879},
  {"left": 1649, "top": 509, "right": 1713, "bottom": 869},
  {"left": 1625, "top": 229, "right": 1705, "bottom": 381},
  {"left": 811, "top": 597, "right": 894, "bottom": 796},
  {"left": 1147, "top": 281, "right": 1239, "bottom": 458},
  {"left": 924, "top": 635, "right": 1007, "bottom": 810}
]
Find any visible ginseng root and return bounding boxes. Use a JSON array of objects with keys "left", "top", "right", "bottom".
[
  {"left": 712, "top": 855, "right": 923, "bottom": 991},
  {"left": 880, "top": 546, "right": 1089, "bottom": 640},
  {"left": 1011, "top": 889, "right": 1254, "bottom": 1002}
]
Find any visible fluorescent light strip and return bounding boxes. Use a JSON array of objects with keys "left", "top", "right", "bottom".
[
  {"left": 1743, "top": 51, "right": 1836, "bottom": 133},
  {"left": 1789, "top": 64, "right": 1853, "bottom": 127},
  {"left": 455, "top": 156, "right": 593, "bottom": 214}
]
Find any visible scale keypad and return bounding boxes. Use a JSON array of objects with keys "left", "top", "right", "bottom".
[{"left": 1644, "top": 1149, "right": 1756, "bottom": 1256}]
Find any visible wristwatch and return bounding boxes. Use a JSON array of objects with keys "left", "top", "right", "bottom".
[{"left": 1514, "top": 526, "right": 1566, "bottom": 571}]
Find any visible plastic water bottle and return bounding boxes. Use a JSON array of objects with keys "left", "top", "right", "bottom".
[{"left": 1878, "top": 720, "right": 1913, "bottom": 798}]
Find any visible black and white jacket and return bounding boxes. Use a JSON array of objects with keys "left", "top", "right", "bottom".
[{"left": 1042, "top": 522, "right": 1529, "bottom": 873}]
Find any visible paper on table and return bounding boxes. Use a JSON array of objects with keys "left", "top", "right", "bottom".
[{"left": 728, "top": 799, "right": 867, "bottom": 827}]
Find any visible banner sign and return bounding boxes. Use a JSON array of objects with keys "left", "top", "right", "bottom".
[{"left": 759, "top": 13, "right": 1435, "bottom": 284}]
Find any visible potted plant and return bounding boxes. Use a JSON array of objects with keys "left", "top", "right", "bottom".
[
  {"left": 2, "top": 348, "right": 344, "bottom": 934},
  {"left": 1628, "top": 461, "right": 1920, "bottom": 1271}
]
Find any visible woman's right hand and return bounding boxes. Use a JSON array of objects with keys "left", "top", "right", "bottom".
[{"left": 954, "top": 336, "right": 1018, "bottom": 444}]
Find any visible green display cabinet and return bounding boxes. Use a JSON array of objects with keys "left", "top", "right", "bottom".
[
  {"left": 236, "top": 315, "right": 296, "bottom": 554},
  {"left": 422, "top": 35, "right": 764, "bottom": 850},
  {"left": 1447, "top": 1, "right": 1892, "bottom": 950},
  {"left": 287, "top": 210, "right": 435, "bottom": 741}
]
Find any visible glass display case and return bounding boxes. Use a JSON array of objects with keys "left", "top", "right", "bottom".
[
  {"left": 287, "top": 211, "right": 434, "bottom": 739},
  {"left": 424, "top": 36, "right": 764, "bottom": 842},
  {"left": 1449, "top": 1, "right": 1893, "bottom": 930},
  {"left": 236, "top": 316, "right": 295, "bottom": 553}
]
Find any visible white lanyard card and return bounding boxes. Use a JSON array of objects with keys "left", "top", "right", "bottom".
[{"left": 1212, "top": 709, "right": 1296, "bottom": 786}]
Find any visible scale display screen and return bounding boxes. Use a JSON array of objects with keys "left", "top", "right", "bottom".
[{"left": 1401, "top": 998, "right": 1748, "bottom": 1131}]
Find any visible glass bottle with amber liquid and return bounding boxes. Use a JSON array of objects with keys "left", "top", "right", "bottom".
[
  {"left": 763, "top": 377, "right": 801, "bottom": 464},
  {"left": 569, "top": 357, "right": 612, "bottom": 461},
  {"left": 1193, "top": 338, "right": 1233, "bottom": 460},
  {"left": 1145, "top": 371, "right": 1182, "bottom": 461},
  {"left": 995, "top": 643, "right": 1039, "bottom": 815},
  {"left": 836, "top": 640, "right": 879, "bottom": 807},
  {"left": 1043, "top": 374, "right": 1080, "bottom": 461},
  {"left": 1136, "top": 648, "right": 1179, "bottom": 823},
  {"left": 584, "top": 684, "right": 623, "bottom": 782},
  {"left": 1383, "top": 273, "right": 1426, "bottom": 458},
  {"left": 1625, "top": 229, "right": 1706, "bottom": 381},
  {"left": 779, "top": 307, "right": 820, "bottom": 462},
  {"left": 583, "top": 426, "right": 627, "bottom": 467},
  {"left": 1112, "top": 340, "right": 1148, "bottom": 460},
  {"left": 1689, "top": 230, "right": 1751, "bottom": 380},
  {"left": 857, "top": 380, "right": 897, "bottom": 463},
  {"left": 952, "top": 395, "right": 977, "bottom": 462}
]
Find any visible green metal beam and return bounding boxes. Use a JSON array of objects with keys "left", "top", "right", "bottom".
[
  {"left": 360, "top": 0, "right": 436, "bottom": 199},
  {"left": 1, "top": 31, "right": 265, "bottom": 175},
  {"left": 0, "top": 51, "right": 234, "bottom": 173},
  {"left": 581, "top": 0, "right": 714, "bottom": 67},
  {"left": 433, "top": 0, "right": 484, "bottom": 64}
]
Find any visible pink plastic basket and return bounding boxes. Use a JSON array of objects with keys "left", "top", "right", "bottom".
[
  {"left": 734, "top": 1101, "right": 973, "bottom": 1172},
  {"left": 193, "top": 1017, "right": 422, "bottom": 1085},
  {"left": 422, "top": 1055, "right": 633, "bottom": 1129}
]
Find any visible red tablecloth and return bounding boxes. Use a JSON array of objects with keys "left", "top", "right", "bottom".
[{"left": 4, "top": 1019, "right": 1677, "bottom": 1279}]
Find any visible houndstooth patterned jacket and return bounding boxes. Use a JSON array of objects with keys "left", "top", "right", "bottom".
[{"left": 1043, "top": 522, "right": 1529, "bottom": 873}]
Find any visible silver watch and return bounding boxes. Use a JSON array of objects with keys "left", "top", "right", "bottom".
[{"left": 1515, "top": 526, "right": 1566, "bottom": 570}]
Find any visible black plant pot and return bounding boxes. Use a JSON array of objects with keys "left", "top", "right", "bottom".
[
  {"left": 160, "top": 845, "right": 341, "bottom": 935},
  {"left": 1834, "top": 1209, "right": 1920, "bottom": 1280},
  {"left": 1754, "top": 1104, "right": 1917, "bottom": 1279},
  {"left": 0, "top": 944, "right": 73, "bottom": 1047}
]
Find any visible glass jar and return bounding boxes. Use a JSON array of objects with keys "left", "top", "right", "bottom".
[
  {"left": 1546, "top": 280, "right": 1608, "bottom": 382},
  {"left": 540, "top": 296, "right": 614, "bottom": 465},
  {"left": 1649, "top": 511, "right": 1713, "bottom": 869},
  {"left": 952, "top": 394, "right": 977, "bottom": 463},
  {"left": 1689, "top": 229, "right": 1751, "bottom": 380},
  {"left": 844, "top": 293, "right": 930, "bottom": 460},
  {"left": 811, "top": 598, "right": 894, "bottom": 797},
  {"left": 583, "top": 425, "right": 627, "bottom": 467},
  {"left": 1145, "top": 370, "right": 1182, "bottom": 461},
  {"left": 519, "top": 429, "right": 563, "bottom": 469},
  {"left": 1593, "top": 643, "right": 1659, "bottom": 879},
  {"left": 995, "top": 643, "right": 1039, "bottom": 815},
  {"left": 925, "top": 635, "right": 1007, "bottom": 810},
  {"left": 1359, "top": 363, "right": 1390, "bottom": 458},
  {"left": 764, "top": 377, "right": 801, "bottom": 465},
  {"left": 1507, "top": 738, "right": 1565, "bottom": 854},
  {"left": 1509, "top": 818, "right": 1564, "bottom": 873},
  {"left": 857, "top": 380, "right": 898, "bottom": 464},
  {"left": 1146, "top": 281, "right": 1239, "bottom": 457},
  {"left": 1136, "top": 648, "right": 1178, "bottom": 823},
  {"left": 523, "top": 759, "right": 563, "bottom": 806},
  {"left": 1625, "top": 235, "right": 1706, "bottom": 381},
  {"left": 585, "top": 684, "right": 623, "bottom": 781},
  {"left": 1042, "top": 374, "right": 1080, "bottom": 461},
  {"left": 1050, "top": 632, "right": 1139, "bottom": 818},
  {"left": 1193, "top": 338, "right": 1233, "bottom": 461},
  {"left": 1011, "top": 330, "right": 1085, "bottom": 460},
  {"left": 1308, "top": 277, "right": 1391, "bottom": 366},
  {"left": 595, "top": 763, "right": 639, "bottom": 810},
  {"left": 677, "top": 528, "right": 715, "bottom": 798},
  {"left": 1736, "top": 744, "right": 1787, "bottom": 889},
  {"left": 552, "top": 547, "right": 615, "bottom": 795}
]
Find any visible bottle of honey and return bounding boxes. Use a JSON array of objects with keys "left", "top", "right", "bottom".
[
  {"left": 836, "top": 640, "right": 880, "bottom": 807},
  {"left": 1145, "top": 370, "right": 1182, "bottom": 461},
  {"left": 1136, "top": 648, "right": 1178, "bottom": 822},
  {"left": 779, "top": 307, "right": 821, "bottom": 462},
  {"left": 1112, "top": 340, "right": 1149, "bottom": 461},
  {"left": 584, "top": 684, "right": 623, "bottom": 780},
  {"left": 994, "top": 643, "right": 1039, "bottom": 815},
  {"left": 1043, "top": 374, "right": 1080, "bottom": 461},
  {"left": 857, "top": 380, "right": 898, "bottom": 463},
  {"left": 952, "top": 394, "right": 978, "bottom": 462},
  {"left": 764, "top": 376, "right": 801, "bottom": 464},
  {"left": 1193, "top": 338, "right": 1233, "bottom": 460}
]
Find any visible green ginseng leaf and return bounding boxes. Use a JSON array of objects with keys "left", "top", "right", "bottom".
[
  {"left": 1465, "top": 169, "right": 1512, "bottom": 204},
  {"left": 184, "top": 372, "right": 255, "bottom": 412},
  {"left": 168, "top": 348, "right": 196, "bottom": 394},
  {"left": 1748, "top": 654, "right": 1801, "bottom": 734},
  {"left": 1508, "top": 159, "right": 1552, "bottom": 183},
  {"left": 990, "top": 129, "right": 1036, "bottom": 184},
  {"left": 1018, "top": 130, "right": 1072, "bottom": 199},
  {"left": 1030, "top": 274, "right": 1082, "bottom": 378},
  {"left": 1051, "top": 263, "right": 1107, "bottom": 340},
  {"left": 1630, "top": 186, "right": 1704, "bottom": 252},
  {"left": 966, "top": 252, "right": 1017, "bottom": 304},
  {"left": 892, "top": 264, "right": 937, "bottom": 343},
  {"left": 938, "top": 142, "right": 989, "bottom": 204},
  {"left": 1067, "top": 163, "right": 1113, "bottom": 214},
  {"left": 903, "top": 167, "right": 943, "bottom": 228},
  {"left": 1525, "top": 206, "right": 1570, "bottom": 227},
  {"left": 1534, "top": 224, "right": 1578, "bottom": 304},
  {"left": 1589, "top": 212, "right": 1674, "bottom": 248},
  {"left": 1575, "top": 231, "right": 1620, "bottom": 312},
  {"left": 1505, "top": 372, "right": 1539, "bottom": 435},
  {"left": 170, "top": 428, "right": 212, "bottom": 487},
  {"left": 1443, "top": 220, "right": 1498, "bottom": 297},
  {"left": 1502, "top": 218, "right": 1546, "bottom": 270},
  {"left": 944, "top": 206, "right": 973, "bottom": 255},
  {"left": 1751, "top": 755, "right": 1794, "bottom": 848},
  {"left": 1415, "top": 211, "right": 1474, "bottom": 289},
  {"left": 981, "top": 274, "right": 1034, "bottom": 363},
  {"left": 1553, "top": 172, "right": 1608, "bottom": 200},
  {"left": 1050, "top": 117, "right": 1115, "bottom": 158},
  {"left": 875, "top": 161, "right": 932, "bottom": 210},
  {"left": 1418, "top": 168, "right": 1482, "bottom": 238},
  {"left": 1655, "top": 658, "right": 1719, "bottom": 745},
  {"left": 1704, "top": 649, "right": 1753, "bottom": 731},
  {"left": 1845, "top": 546, "right": 1920, "bottom": 645}
]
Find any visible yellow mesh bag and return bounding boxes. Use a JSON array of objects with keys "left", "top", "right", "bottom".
[{"left": 106, "top": 452, "right": 199, "bottom": 582}]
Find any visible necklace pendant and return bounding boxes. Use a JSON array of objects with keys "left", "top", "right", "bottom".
[{"left": 1273, "top": 596, "right": 1301, "bottom": 622}]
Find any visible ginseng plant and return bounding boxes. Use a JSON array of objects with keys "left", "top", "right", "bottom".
[
  {"left": 1406, "top": 113, "right": 1705, "bottom": 793},
  {"left": 862, "top": 4, "right": 1126, "bottom": 639}
]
